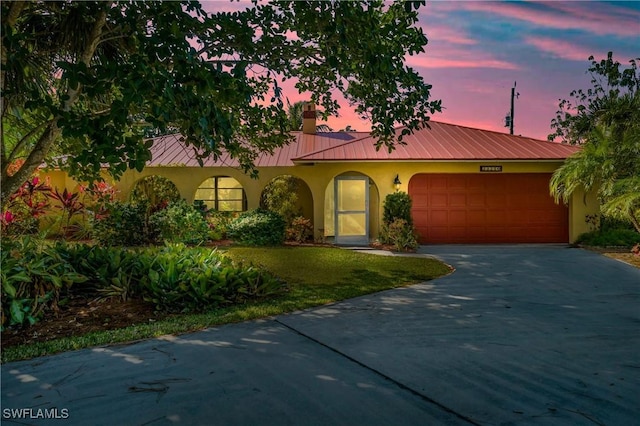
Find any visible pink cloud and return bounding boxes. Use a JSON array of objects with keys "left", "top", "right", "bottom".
[
  {"left": 452, "top": 2, "right": 640, "bottom": 37},
  {"left": 525, "top": 36, "right": 636, "bottom": 63},
  {"left": 424, "top": 24, "right": 477, "bottom": 46},
  {"left": 543, "top": 2, "right": 640, "bottom": 35},
  {"left": 525, "top": 36, "right": 600, "bottom": 61},
  {"left": 406, "top": 53, "right": 520, "bottom": 70}
]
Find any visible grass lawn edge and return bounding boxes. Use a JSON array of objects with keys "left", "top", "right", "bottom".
[{"left": 1, "top": 247, "right": 452, "bottom": 364}]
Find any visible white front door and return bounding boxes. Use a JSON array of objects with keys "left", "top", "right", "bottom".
[{"left": 334, "top": 176, "right": 369, "bottom": 245}]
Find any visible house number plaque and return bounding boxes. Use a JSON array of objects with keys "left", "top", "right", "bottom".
[{"left": 480, "top": 165, "right": 503, "bottom": 172}]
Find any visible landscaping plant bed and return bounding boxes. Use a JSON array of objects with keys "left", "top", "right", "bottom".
[{"left": 1, "top": 296, "right": 160, "bottom": 348}]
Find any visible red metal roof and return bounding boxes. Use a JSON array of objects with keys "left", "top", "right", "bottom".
[
  {"left": 293, "top": 122, "right": 579, "bottom": 162},
  {"left": 146, "top": 122, "right": 578, "bottom": 167},
  {"left": 147, "top": 132, "right": 370, "bottom": 167}
]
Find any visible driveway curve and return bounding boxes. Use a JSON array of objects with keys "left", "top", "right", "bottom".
[
  {"left": 2, "top": 245, "right": 639, "bottom": 425},
  {"left": 279, "top": 245, "right": 640, "bottom": 425}
]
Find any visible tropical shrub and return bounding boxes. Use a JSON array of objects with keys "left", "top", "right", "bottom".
[
  {"left": 575, "top": 229, "right": 640, "bottom": 248},
  {"left": 91, "top": 201, "right": 152, "bottom": 246},
  {"left": 130, "top": 175, "right": 181, "bottom": 214},
  {"left": 260, "top": 175, "right": 301, "bottom": 225},
  {"left": 44, "top": 187, "right": 91, "bottom": 239},
  {"left": 380, "top": 192, "right": 418, "bottom": 250},
  {"left": 286, "top": 216, "right": 313, "bottom": 243},
  {"left": 0, "top": 240, "right": 286, "bottom": 328},
  {"left": 142, "top": 244, "right": 285, "bottom": 312},
  {"left": 1, "top": 176, "right": 51, "bottom": 236},
  {"left": 64, "top": 244, "right": 146, "bottom": 301},
  {"left": 1, "top": 238, "right": 87, "bottom": 330},
  {"left": 381, "top": 219, "right": 419, "bottom": 252},
  {"left": 227, "top": 209, "right": 286, "bottom": 246},
  {"left": 382, "top": 191, "right": 413, "bottom": 226},
  {"left": 149, "top": 200, "right": 210, "bottom": 245},
  {"left": 207, "top": 210, "right": 237, "bottom": 241}
]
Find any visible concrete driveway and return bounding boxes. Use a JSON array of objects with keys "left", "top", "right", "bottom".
[{"left": 2, "top": 245, "right": 639, "bottom": 425}]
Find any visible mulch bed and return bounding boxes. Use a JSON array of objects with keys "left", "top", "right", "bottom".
[{"left": 1, "top": 296, "right": 160, "bottom": 348}]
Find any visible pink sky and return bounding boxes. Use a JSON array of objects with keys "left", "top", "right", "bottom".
[{"left": 202, "top": 1, "right": 639, "bottom": 141}]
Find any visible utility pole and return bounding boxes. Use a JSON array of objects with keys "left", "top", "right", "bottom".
[
  {"left": 510, "top": 82, "right": 515, "bottom": 135},
  {"left": 504, "top": 81, "right": 519, "bottom": 135}
]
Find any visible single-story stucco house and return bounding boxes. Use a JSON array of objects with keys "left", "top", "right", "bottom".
[{"left": 47, "top": 104, "right": 598, "bottom": 245}]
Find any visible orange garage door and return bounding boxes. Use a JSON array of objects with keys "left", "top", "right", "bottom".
[{"left": 409, "top": 174, "right": 568, "bottom": 244}]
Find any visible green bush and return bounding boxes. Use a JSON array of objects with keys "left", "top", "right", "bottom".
[
  {"left": 227, "top": 209, "right": 286, "bottom": 246},
  {"left": 576, "top": 228, "right": 640, "bottom": 248},
  {"left": 382, "top": 192, "right": 413, "bottom": 227},
  {"left": 91, "top": 201, "right": 153, "bottom": 246},
  {"left": 130, "top": 175, "right": 180, "bottom": 212},
  {"left": 1, "top": 238, "right": 87, "bottom": 330},
  {"left": 260, "top": 175, "right": 301, "bottom": 225},
  {"left": 0, "top": 240, "right": 286, "bottom": 327},
  {"left": 142, "top": 244, "right": 284, "bottom": 312},
  {"left": 380, "top": 192, "right": 417, "bottom": 247},
  {"left": 381, "top": 218, "right": 419, "bottom": 252},
  {"left": 206, "top": 210, "right": 237, "bottom": 241},
  {"left": 149, "top": 200, "right": 210, "bottom": 245},
  {"left": 65, "top": 244, "right": 146, "bottom": 301}
]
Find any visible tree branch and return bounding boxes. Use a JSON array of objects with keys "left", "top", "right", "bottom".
[
  {"left": 62, "top": 3, "right": 111, "bottom": 111},
  {"left": 2, "top": 2, "right": 111, "bottom": 209},
  {"left": 7, "top": 119, "right": 55, "bottom": 164},
  {"left": 1, "top": 122, "right": 60, "bottom": 207}
]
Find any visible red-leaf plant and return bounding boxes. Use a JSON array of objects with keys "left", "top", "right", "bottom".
[
  {"left": 47, "top": 188, "right": 86, "bottom": 236},
  {"left": 2, "top": 177, "right": 52, "bottom": 235}
]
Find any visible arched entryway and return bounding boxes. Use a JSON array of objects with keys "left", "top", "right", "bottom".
[{"left": 324, "top": 172, "right": 379, "bottom": 245}]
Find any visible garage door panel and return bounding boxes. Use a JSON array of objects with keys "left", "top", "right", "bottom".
[
  {"left": 430, "top": 193, "right": 448, "bottom": 207},
  {"left": 449, "top": 210, "right": 467, "bottom": 225},
  {"left": 431, "top": 210, "right": 448, "bottom": 222},
  {"left": 468, "top": 193, "right": 485, "bottom": 207},
  {"left": 468, "top": 210, "right": 486, "bottom": 225},
  {"left": 449, "top": 226, "right": 467, "bottom": 239},
  {"left": 429, "top": 176, "right": 448, "bottom": 190},
  {"left": 467, "top": 227, "right": 486, "bottom": 240},
  {"left": 428, "top": 227, "right": 449, "bottom": 240},
  {"left": 447, "top": 175, "right": 467, "bottom": 189},
  {"left": 486, "top": 194, "right": 506, "bottom": 206},
  {"left": 487, "top": 210, "right": 506, "bottom": 226},
  {"left": 410, "top": 173, "right": 568, "bottom": 244},
  {"left": 450, "top": 193, "right": 467, "bottom": 207}
]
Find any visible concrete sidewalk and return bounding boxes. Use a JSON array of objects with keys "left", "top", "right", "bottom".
[{"left": 2, "top": 245, "right": 639, "bottom": 425}]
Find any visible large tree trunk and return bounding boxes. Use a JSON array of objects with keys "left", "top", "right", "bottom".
[
  {"left": 1, "top": 4, "right": 110, "bottom": 210},
  {"left": 1, "top": 123, "right": 61, "bottom": 208}
]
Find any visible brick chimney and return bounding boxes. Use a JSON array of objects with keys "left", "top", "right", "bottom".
[{"left": 302, "top": 102, "right": 316, "bottom": 134}]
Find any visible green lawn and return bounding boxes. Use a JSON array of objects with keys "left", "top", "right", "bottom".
[
  {"left": 224, "top": 246, "right": 451, "bottom": 306},
  {"left": 1, "top": 246, "right": 451, "bottom": 363}
]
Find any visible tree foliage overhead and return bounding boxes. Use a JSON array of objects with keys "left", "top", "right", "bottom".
[
  {"left": 549, "top": 53, "right": 640, "bottom": 232},
  {"left": 1, "top": 0, "right": 440, "bottom": 208},
  {"left": 548, "top": 52, "right": 639, "bottom": 145}
]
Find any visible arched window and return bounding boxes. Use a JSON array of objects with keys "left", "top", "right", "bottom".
[{"left": 195, "top": 176, "right": 247, "bottom": 211}]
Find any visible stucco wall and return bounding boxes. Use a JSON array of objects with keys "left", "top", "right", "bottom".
[{"left": 39, "top": 160, "right": 600, "bottom": 244}]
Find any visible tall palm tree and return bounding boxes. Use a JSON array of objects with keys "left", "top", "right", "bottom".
[{"left": 550, "top": 92, "right": 640, "bottom": 232}]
